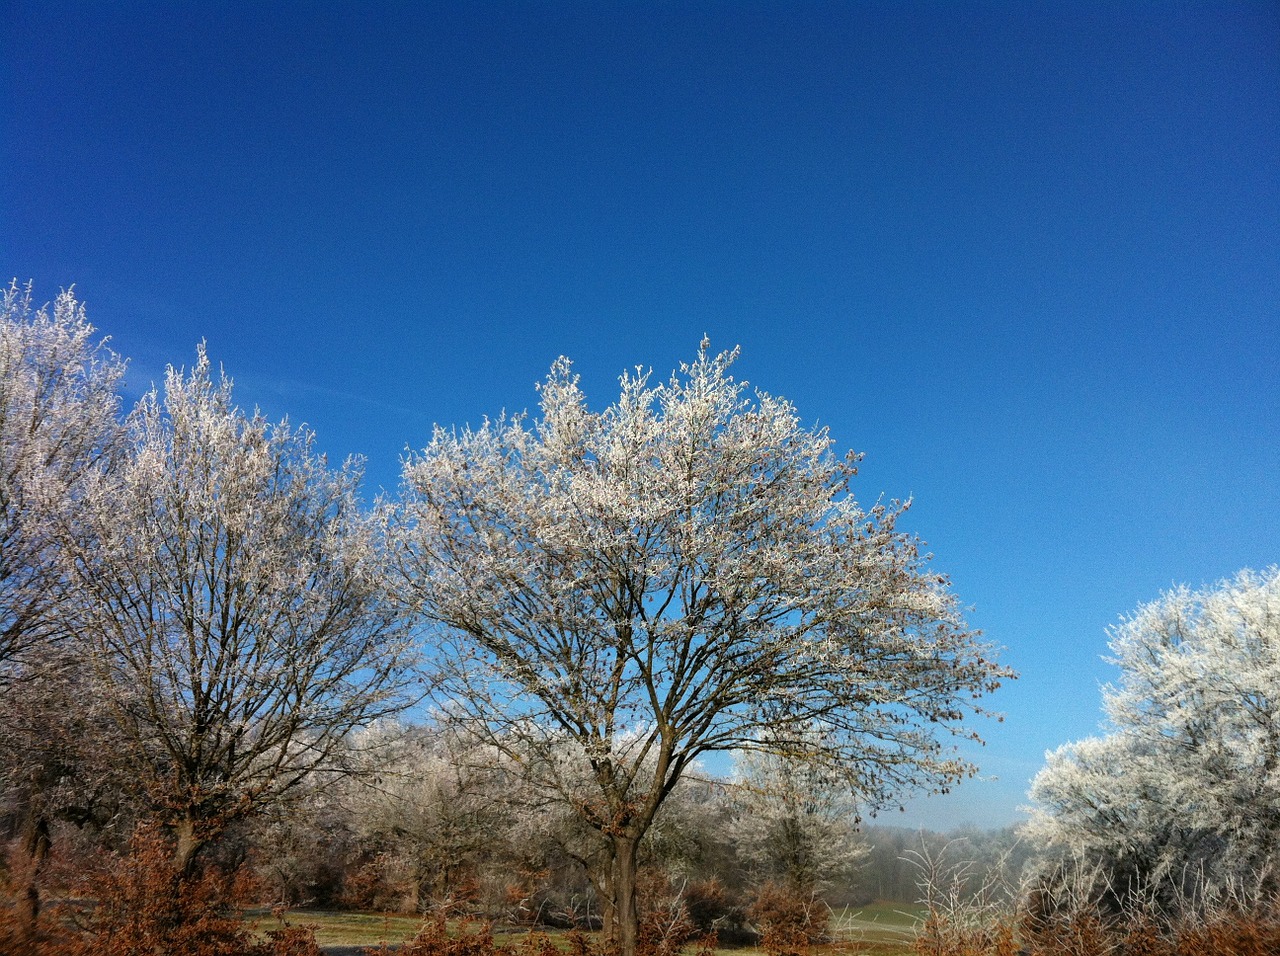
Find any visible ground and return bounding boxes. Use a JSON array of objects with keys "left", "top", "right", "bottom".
[{"left": 256, "top": 906, "right": 925, "bottom": 956}]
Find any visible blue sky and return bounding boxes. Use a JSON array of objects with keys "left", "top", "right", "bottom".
[{"left": 5, "top": 1, "right": 1278, "bottom": 829}]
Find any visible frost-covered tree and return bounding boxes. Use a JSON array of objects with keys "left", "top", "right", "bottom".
[
  {"left": 500, "top": 729, "right": 733, "bottom": 927},
  {"left": 343, "top": 722, "right": 513, "bottom": 912},
  {"left": 56, "top": 346, "right": 415, "bottom": 873},
  {"left": 0, "top": 280, "right": 125, "bottom": 944},
  {"left": 389, "top": 340, "right": 1010, "bottom": 956},
  {"left": 0, "top": 649, "right": 140, "bottom": 944},
  {"left": 0, "top": 280, "right": 124, "bottom": 676},
  {"left": 1028, "top": 568, "right": 1280, "bottom": 901},
  {"left": 730, "top": 742, "right": 866, "bottom": 895}
]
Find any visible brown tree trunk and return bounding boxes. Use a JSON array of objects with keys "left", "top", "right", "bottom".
[
  {"left": 580, "top": 842, "right": 617, "bottom": 937},
  {"left": 597, "top": 845, "right": 617, "bottom": 940},
  {"left": 172, "top": 815, "right": 207, "bottom": 877},
  {"left": 610, "top": 835, "right": 642, "bottom": 956},
  {"left": 15, "top": 810, "right": 51, "bottom": 952}
]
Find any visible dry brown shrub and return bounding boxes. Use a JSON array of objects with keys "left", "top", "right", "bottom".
[
  {"left": 639, "top": 896, "right": 697, "bottom": 956},
  {"left": 339, "top": 857, "right": 388, "bottom": 911},
  {"left": 681, "top": 877, "right": 744, "bottom": 936},
  {"left": 565, "top": 928, "right": 609, "bottom": 956},
  {"left": 34, "top": 823, "right": 320, "bottom": 956},
  {"left": 363, "top": 912, "right": 447, "bottom": 956},
  {"left": 691, "top": 932, "right": 718, "bottom": 956},
  {"left": 48, "top": 826, "right": 252, "bottom": 956},
  {"left": 1112, "top": 913, "right": 1170, "bottom": 956},
  {"left": 991, "top": 920, "right": 1019, "bottom": 956},
  {"left": 339, "top": 850, "right": 428, "bottom": 913},
  {"left": 631, "top": 870, "right": 742, "bottom": 956},
  {"left": 746, "top": 882, "right": 830, "bottom": 956},
  {"left": 911, "top": 910, "right": 1020, "bottom": 956},
  {"left": 361, "top": 910, "right": 721, "bottom": 956},
  {"left": 514, "top": 928, "right": 565, "bottom": 956},
  {"left": 1175, "top": 910, "right": 1280, "bottom": 956},
  {"left": 260, "top": 923, "right": 326, "bottom": 956},
  {"left": 377, "top": 915, "right": 585, "bottom": 956},
  {"left": 0, "top": 862, "right": 27, "bottom": 956},
  {"left": 370, "top": 914, "right": 520, "bottom": 956},
  {"left": 0, "top": 895, "right": 36, "bottom": 956},
  {"left": 0, "top": 832, "right": 57, "bottom": 956},
  {"left": 1028, "top": 909, "right": 1115, "bottom": 956}
]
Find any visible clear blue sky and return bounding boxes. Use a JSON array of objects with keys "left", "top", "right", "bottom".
[{"left": 5, "top": 1, "right": 1278, "bottom": 829}]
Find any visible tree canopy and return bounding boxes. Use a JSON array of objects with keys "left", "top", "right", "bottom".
[
  {"left": 55, "top": 346, "right": 416, "bottom": 872},
  {"left": 1028, "top": 567, "right": 1280, "bottom": 902},
  {"left": 0, "top": 281, "right": 124, "bottom": 677}
]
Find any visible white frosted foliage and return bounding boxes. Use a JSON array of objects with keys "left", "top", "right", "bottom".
[
  {"left": 55, "top": 344, "right": 414, "bottom": 861},
  {"left": 1028, "top": 568, "right": 1280, "bottom": 888},
  {"left": 389, "top": 340, "right": 1008, "bottom": 956},
  {"left": 0, "top": 280, "right": 124, "bottom": 673}
]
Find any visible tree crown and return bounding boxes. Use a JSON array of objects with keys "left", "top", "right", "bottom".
[{"left": 393, "top": 341, "right": 1009, "bottom": 815}]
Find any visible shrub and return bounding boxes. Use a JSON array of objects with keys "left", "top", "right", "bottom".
[
  {"left": 50, "top": 826, "right": 253, "bottom": 956},
  {"left": 1172, "top": 909, "right": 1280, "bottom": 956},
  {"left": 746, "top": 882, "right": 830, "bottom": 956},
  {"left": 367, "top": 914, "right": 580, "bottom": 956},
  {"left": 40, "top": 824, "right": 321, "bottom": 956},
  {"left": 682, "top": 878, "right": 746, "bottom": 937},
  {"left": 638, "top": 896, "right": 697, "bottom": 956},
  {"left": 260, "top": 924, "right": 326, "bottom": 956}
]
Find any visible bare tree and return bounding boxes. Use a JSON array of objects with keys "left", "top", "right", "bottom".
[
  {"left": 0, "top": 280, "right": 124, "bottom": 677},
  {"left": 56, "top": 345, "right": 415, "bottom": 873},
  {"left": 389, "top": 340, "right": 1011, "bottom": 956}
]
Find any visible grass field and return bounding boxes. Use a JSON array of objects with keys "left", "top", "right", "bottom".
[
  {"left": 251, "top": 905, "right": 925, "bottom": 955},
  {"left": 828, "top": 903, "right": 923, "bottom": 954},
  {"left": 249, "top": 909, "right": 428, "bottom": 948}
]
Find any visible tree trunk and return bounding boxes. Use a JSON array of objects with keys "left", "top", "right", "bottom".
[
  {"left": 15, "top": 809, "right": 51, "bottom": 952},
  {"left": 173, "top": 815, "right": 206, "bottom": 877},
  {"left": 587, "top": 864, "right": 616, "bottom": 938},
  {"left": 610, "top": 835, "right": 642, "bottom": 956}
]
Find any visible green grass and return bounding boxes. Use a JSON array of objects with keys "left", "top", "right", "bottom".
[
  {"left": 832, "top": 902, "right": 924, "bottom": 937},
  {"left": 828, "top": 903, "right": 923, "bottom": 954}
]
